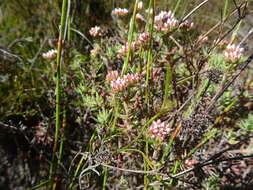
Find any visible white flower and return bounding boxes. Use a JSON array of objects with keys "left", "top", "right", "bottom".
[
  {"left": 89, "top": 26, "right": 103, "bottom": 37},
  {"left": 137, "top": 1, "right": 143, "bottom": 11},
  {"left": 224, "top": 44, "right": 244, "bottom": 61},
  {"left": 42, "top": 49, "right": 57, "bottom": 60},
  {"left": 112, "top": 8, "right": 129, "bottom": 16}
]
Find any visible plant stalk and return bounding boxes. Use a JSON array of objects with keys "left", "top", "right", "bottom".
[{"left": 49, "top": 0, "right": 68, "bottom": 188}]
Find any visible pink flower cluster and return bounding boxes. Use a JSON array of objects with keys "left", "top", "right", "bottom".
[
  {"left": 138, "top": 32, "right": 149, "bottom": 44},
  {"left": 89, "top": 26, "right": 103, "bottom": 37},
  {"left": 224, "top": 44, "right": 244, "bottom": 61},
  {"left": 106, "top": 70, "right": 119, "bottom": 83},
  {"left": 112, "top": 8, "right": 129, "bottom": 16},
  {"left": 154, "top": 11, "right": 178, "bottom": 32},
  {"left": 110, "top": 73, "right": 140, "bottom": 92},
  {"left": 148, "top": 119, "right": 171, "bottom": 140}
]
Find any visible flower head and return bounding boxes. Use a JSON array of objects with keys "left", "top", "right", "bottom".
[
  {"left": 137, "top": 32, "right": 149, "bottom": 44},
  {"left": 224, "top": 44, "right": 244, "bottom": 61},
  {"left": 110, "top": 73, "right": 140, "bottom": 92},
  {"left": 112, "top": 8, "right": 129, "bottom": 16},
  {"left": 42, "top": 49, "right": 57, "bottom": 60},
  {"left": 110, "top": 78, "right": 126, "bottom": 92},
  {"left": 123, "top": 73, "right": 140, "bottom": 85},
  {"left": 154, "top": 11, "right": 178, "bottom": 32},
  {"left": 106, "top": 71, "right": 119, "bottom": 83},
  {"left": 89, "top": 26, "right": 103, "bottom": 37},
  {"left": 148, "top": 119, "right": 171, "bottom": 140}
]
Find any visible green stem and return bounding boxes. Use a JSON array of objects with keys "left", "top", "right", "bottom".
[
  {"left": 144, "top": 138, "right": 149, "bottom": 190},
  {"left": 173, "top": 0, "right": 183, "bottom": 15},
  {"left": 57, "top": 9, "right": 71, "bottom": 179},
  {"left": 169, "top": 160, "right": 180, "bottom": 185},
  {"left": 29, "top": 180, "right": 50, "bottom": 190},
  {"left": 145, "top": 0, "right": 155, "bottom": 105},
  {"left": 49, "top": 0, "right": 68, "bottom": 188},
  {"left": 162, "top": 62, "right": 172, "bottom": 109},
  {"left": 223, "top": 0, "right": 229, "bottom": 19},
  {"left": 102, "top": 167, "right": 108, "bottom": 190},
  {"left": 121, "top": 0, "right": 138, "bottom": 75},
  {"left": 111, "top": 96, "right": 120, "bottom": 132},
  {"left": 68, "top": 155, "right": 85, "bottom": 190}
]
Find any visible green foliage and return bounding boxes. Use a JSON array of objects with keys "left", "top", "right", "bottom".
[
  {"left": 225, "top": 129, "right": 239, "bottom": 145},
  {"left": 203, "top": 176, "right": 219, "bottom": 190},
  {"left": 95, "top": 108, "right": 110, "bottom": 125},
  {"left": 82, "top": 93, "right": 104, "bottom": 111},
  {"left": 209, "top": 53, "right": 226, "bottom": 70},
  {"left": 238, "top": 113, "right": 253, "bottom": 132}
]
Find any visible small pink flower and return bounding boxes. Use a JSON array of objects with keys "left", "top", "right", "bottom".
[
  {"left": 138, "top": 32, "right": 149, "bottom": 44},
  {"left": 89, "top": 26, "right": 103, "bottom": 37},
  {"left": 106, "top": 71, "right": 119, "bottom": 83},
  {"left": 224, "top": 44, "right": 244, "bottom": 61},
  {"left": 154, "top": 11, "right": 178, "bottom": 32},
  {"left": 112, "top": 8, "right": 128, "bottom": 16},
  {"left": 110, "top": 78, "right": 127, "bottom": 92},
  {"left": 122, "top": 73, "right": 140, "bottom": 85},
  {"left": 110, "top": 73, "right": 140, "bottom": 92},
  {"left": 148, "top": 119, "right": 171, "bottom": 140}
]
